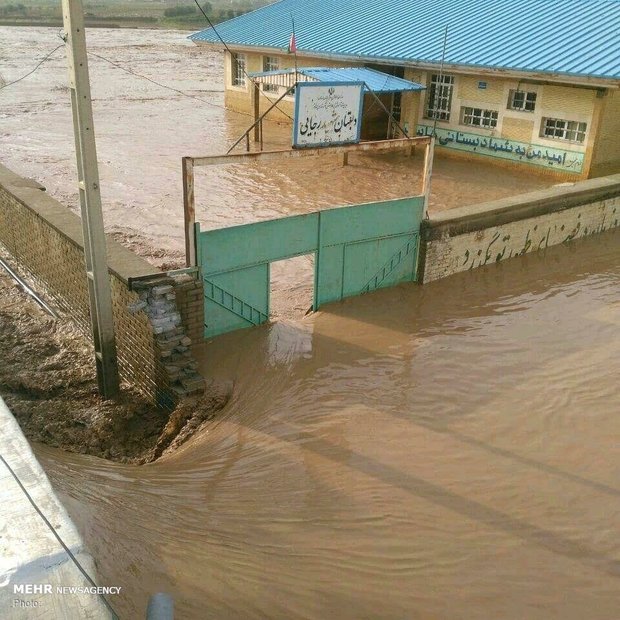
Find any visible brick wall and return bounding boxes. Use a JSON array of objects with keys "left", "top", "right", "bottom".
[
  {"left": 0, "top": 164, "right": 204, "bottom": 406},
  {"left": 414, "top": 70, "right": 600, "bottom": 179},
  {"left": 174, "top": 275, "right": 205, "bottom": 354},
  {"left": 419, "top": 174, "right": 620, "bottom": 283}
]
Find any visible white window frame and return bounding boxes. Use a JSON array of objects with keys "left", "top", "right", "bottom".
[
  {"left": 507, "top": 89, "right": 537, "bottom": 112},
  {"left": 262, "top": 56, "right": 279, "bottom": 93},
  {"left": 425, "top": 73, "right": 454, "bottom": 121},
  {"left": 231, "top": 52, "right": 246, "bottom": 89},
  {"left": 541, "top": 117, "right": 587, "bottom": 143},
  {"left": 460, "top": 106, "right": 498, "bottom": 129}
]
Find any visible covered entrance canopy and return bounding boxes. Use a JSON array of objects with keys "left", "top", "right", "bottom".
[
  {"left": 246, "top": 66, "right": 426, "bottom": 145},
  {"left": 249, "top": 66, "right": 426, "bottom": 94}
]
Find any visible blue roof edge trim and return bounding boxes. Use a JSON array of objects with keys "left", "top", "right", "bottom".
[{"left": 188, "top": 0, "right": 620, "bottom": 81}]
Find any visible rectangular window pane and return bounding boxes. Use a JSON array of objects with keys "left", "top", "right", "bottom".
[
  {"left": 425, "top": 74, "right": 454, "bottom": 121},
  {"left": 508, "top": 89, "right": 537, "bottom": 112},
  {"left": 461, "top": 106, "right": 498, "bottom": 128},
  {"left": 262, "top": 56, "right": 279, "bottom": 92},
  {"left": 232, "top": 53, "right": 246, "bottom": 87},
  {"left": 541, "top": 117, "right": 586, "bottom": 143}
]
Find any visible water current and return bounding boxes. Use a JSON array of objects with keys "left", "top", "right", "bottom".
[
  {"left": 35, "top": 229, "right": 620, "bottom": 620},
  {"left": 1, "top": 26, "right": 550, "bottom": 259},
  {"left": 4, "top": 23, "right": 619, "bottom": 620}
]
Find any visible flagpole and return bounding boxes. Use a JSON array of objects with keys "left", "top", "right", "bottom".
[{"left": 290, "top": 13, "right": 298, "bottom": 79}]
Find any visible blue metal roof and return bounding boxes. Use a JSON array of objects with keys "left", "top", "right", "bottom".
[
  {"left": 249, "top": 67, "right": 426, "bottom": 92},
  {"left": 190, "top": 0, "right": 620, "bottom": 81}
]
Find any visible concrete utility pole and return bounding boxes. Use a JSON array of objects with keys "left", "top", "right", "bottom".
[{"left": 61, "top": 0, "right": 120, "bottom": 399}]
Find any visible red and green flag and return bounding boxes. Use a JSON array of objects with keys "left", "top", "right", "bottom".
[{"left": 287, "top": 32, "right": 297, "bottom": 54}]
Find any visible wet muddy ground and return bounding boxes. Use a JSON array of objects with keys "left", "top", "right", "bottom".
[{"left": 0, "top": 252, "right": 231, "bottom": 462}]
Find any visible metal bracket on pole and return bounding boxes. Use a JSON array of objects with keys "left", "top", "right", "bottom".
[{"left": 62, "top": 0, "right": 120, "bottom": 399}]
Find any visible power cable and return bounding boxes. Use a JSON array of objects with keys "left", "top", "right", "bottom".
[
  {"left": 0, "top": 255, "right": 58, "bottom": 318},
  {"left": 0, "top": 44, "right": 64, "bottom": 91},
  {"left": 0, "top": 454, "right": 120, "bottom": 619},
  {"left": 190, "top": 0, "right": 294, "bottom": 122},
  {"left": 86, "top": 49, "right": 254, "bottom": 118}
]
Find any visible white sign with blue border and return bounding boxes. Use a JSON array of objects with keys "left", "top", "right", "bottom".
[{"left": 293, "top": 81, "right": 364, "bottom": 148}]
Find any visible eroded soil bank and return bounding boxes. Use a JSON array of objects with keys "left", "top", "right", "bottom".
[{"left": 0, "top": 261, "right": 227, "bottom": 463}]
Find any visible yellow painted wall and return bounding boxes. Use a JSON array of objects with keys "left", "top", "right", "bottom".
[
  {"left": 542, "top": 85, "right": 597, "bottom": 116},
  {"left": 458, "top": 76, "right": 504, "bottom": 104},
  {"left": 589, "top": 89, "right": 620, "bottom": 176},
  {"left": 223, "top": 51, "right": 353, "bottom": 121},
  {"left": 416, "top": 73, "right": 600, "bottom": 177},
  {"left": 402, "top": 68, "right": 423, "bottom": 136},
  {"left": 220, "top": 48, "right": 613, "bottom": 178},
  {"left": 501, "top": 116, "right": 535, "bottom": 142}
]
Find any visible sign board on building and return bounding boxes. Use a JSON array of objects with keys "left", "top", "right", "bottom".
[
  {"left": 416, "top": 124, "right": 585, "bottom": 173},
  {"left": 293, "top": 81, "right": 364, "bottom": 148}
]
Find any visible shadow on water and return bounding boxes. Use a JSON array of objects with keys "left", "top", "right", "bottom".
[
  {"left": 194, "top": 227, "right": 620, "bottom": 565},
  {"left": 37, "top": 228, "right": 620, "bottom": 619}
]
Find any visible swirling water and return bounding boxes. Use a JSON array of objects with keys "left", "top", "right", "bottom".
[{"left": 36, "top": 230, "right": 620, "bottom": 619}]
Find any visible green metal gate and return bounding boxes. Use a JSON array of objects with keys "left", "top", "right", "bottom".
[{"left": 197, "top": 196, "right": 424, "bottom": 338}]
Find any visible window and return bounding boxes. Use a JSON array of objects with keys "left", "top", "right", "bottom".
[
  {"left": 262, "top": 56, "right": 279, "bottom": 92},
  {"left": 508, "top": 89, "right": 537, "bottom": 112},
  {"left": 541, "top": 118, "right": 587, "bottom": 143},
  {"left": 231, "top": 52, "right": 246, "bottom": 88},
  {"left": 425, "top": 74, "right": 454, "bottom": 121},
  {"left": 461, "top": 106, "right": 498, "bottom": 129}
]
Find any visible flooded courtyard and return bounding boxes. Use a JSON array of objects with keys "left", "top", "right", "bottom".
[{"left": 1, "top": 26, "right": 550, "bottom": 266}]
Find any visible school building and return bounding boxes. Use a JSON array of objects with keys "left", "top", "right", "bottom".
[{"left": 190, "top": 0, "right": 620, "bottom": 179}]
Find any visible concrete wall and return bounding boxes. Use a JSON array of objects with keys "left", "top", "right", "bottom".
[
  {"left": 0, "top": 164, "right": 204, "bottom": 405},
  {"left": 0, "top": 396, "right": 114, "bottom": 619},
  {"left": 418, "top": 174, "right": 620, "bottom": 283}
]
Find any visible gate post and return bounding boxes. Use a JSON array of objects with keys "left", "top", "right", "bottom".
[
  {"left": 422, "top": 137, "right": 435, "bottom": 219},
  {"left": 182, "top": 157, "right": 196, "bottom": 267}
]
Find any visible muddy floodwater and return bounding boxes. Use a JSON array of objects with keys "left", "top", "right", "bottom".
[
  {"left": 1, "top": 26, "right": 551, "bottom": 265},
  {"left": 3, "top": 23, "right": 619, "bottom": 620},
  {"left": 34, "top": 230, "right": 620, "bottom": 619}
]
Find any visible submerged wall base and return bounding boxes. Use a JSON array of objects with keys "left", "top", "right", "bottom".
[{"left": 419, "top": 174, "right": 620, "bottom": 283}]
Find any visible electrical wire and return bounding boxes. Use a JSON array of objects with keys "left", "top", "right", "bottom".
[
  {"left": 191, "top": 0, "right": 294, "bottom": 122},
  {"left": 432, "top": 25, "right": 449, "bottom": 137},
  {"left": 0, "top": 454, "right": 120, "bottom": 619},
  {"left": 0, "top": 255, "right": 58, "bottom": 318},
  {"left": 0, "top": 44, "right": 64, "bottom": 91},
  {"left": 86, "top": 49, "right": 254, "bottom": 118}
]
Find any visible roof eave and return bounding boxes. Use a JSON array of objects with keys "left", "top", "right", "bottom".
[{"left": 190, "top": 40, "right": 620, "bottom": 89}]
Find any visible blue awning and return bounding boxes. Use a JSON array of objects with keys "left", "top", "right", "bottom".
[{"left": 249, "top": 67, "right": 425, "bottom": 93}]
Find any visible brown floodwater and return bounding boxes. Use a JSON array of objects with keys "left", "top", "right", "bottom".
[
  {"left": 1, "top": 26, "right": 551, "bottom": 264},
  {"left": 35, "top": 229, "right": 620, "bottom": 619}
]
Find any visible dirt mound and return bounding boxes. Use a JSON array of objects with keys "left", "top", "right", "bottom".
[{"left": 0, "top": 259, "right": 227, "bottom": 464}]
